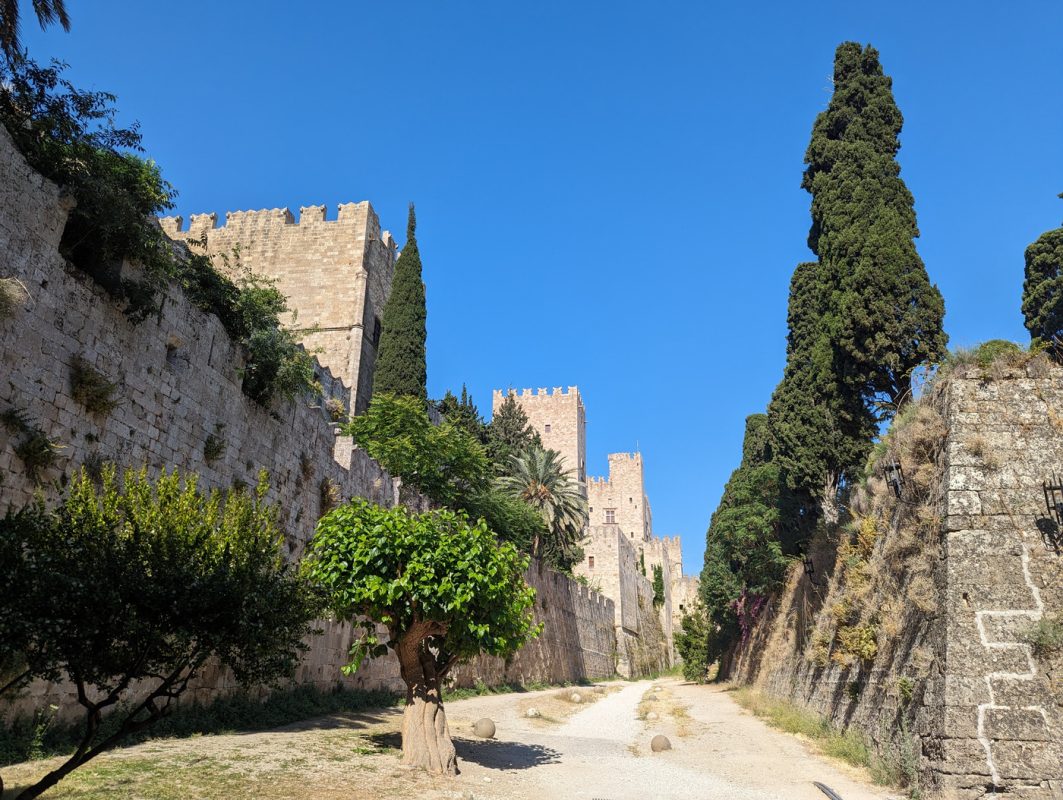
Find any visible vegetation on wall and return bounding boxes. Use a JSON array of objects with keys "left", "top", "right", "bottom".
[
  {"left": 372, "top": 204, "right": 427, "bottom": 402},
  {"left": 0, "top": 408, "right": 62, "bottom": 483},
  {"left": 651, "top": 564, "right": 665, "bottom": 607},
  {"left": 69, "top": 355, "right": 119, "bottom": 415},
  {"left": 0, "top": 276, "right": 28, "bottom": 319},
  {"left": 304, "top": 499, "right": 538, "bottom": 776},
  {"left": 0, "top": 466, "right": 316, "bottom": 799}
]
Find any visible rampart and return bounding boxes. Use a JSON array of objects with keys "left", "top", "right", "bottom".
[
  {"left": 0, "top": 126, "right": 617, "bottom": 721},
  {"left": 728, "top": 363, "right": 1063, "bottom": 798}
]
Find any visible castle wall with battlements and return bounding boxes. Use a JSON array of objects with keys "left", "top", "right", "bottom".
[
  {"left": 493, "top": 387, "right": 586, "bottom": 484},
  {"left": 160, "top": 202, "right": 396, "bottom": 414},
  {"left": 587, "top": 453, "right": 652, "bottom": 540}
]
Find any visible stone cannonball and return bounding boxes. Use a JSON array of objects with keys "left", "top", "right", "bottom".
[
  {"left": 650, "top": 734, "right": 671, "bottom": 752},
  {"left": 474, "top": 718, "right": 496, "bottom": 739}
]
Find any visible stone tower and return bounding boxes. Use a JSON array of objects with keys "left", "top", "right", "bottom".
[
  {"left": 491, "top": 387, "right": 586, "bottom": 485},
  {"left": 160, "top": 202, "right": 397, "bottom": 414},
  {"left": 587, "top": 452, "right": 652, "bottom": 541}
]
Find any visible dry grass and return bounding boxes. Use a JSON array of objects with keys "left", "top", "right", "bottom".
[
  {"left": 636, "top": 685, "right": 692, "bottom": 737},
  {"left": 515, "top": 684, "right": 615, "bottom": 726},
  {"left": 0, "top": 277, "right": 28, "bottom": 319}
]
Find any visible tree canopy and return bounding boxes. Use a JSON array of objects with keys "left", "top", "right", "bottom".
[
  {"left": 487, "top": 392, "right": 542, "bottom": 471},
  {"left": 1021, "top": 206, "right": 1063, "bottom": 346}
]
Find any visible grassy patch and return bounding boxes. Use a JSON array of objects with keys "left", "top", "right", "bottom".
[{"left": 1026, "top": 614, "right": 1063, "bottom": 658}]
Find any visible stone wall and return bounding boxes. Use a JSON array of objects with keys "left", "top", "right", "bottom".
[
  {"left": 729, "top": 362, "right": 1063, "bottom": 798},
  {"left": 0, "top": 126, "right": 618, "bottom": 723},
  {"left": 159, "top": 202, "right": 396, "bottom": 415}
]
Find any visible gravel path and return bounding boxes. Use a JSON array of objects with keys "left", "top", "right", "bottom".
[{"left": 443, "top": 678, "right": 898, "bottom": 800}]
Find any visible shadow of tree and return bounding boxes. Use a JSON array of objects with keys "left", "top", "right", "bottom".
[{"left": 453, "top": 737, "right": 561, "bottom": 770}]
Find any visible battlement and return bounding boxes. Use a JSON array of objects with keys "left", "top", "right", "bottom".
[
  {"left": 159, "top": 202, "right": 395, "bottom": 250},
  {"left": 492, "top": 386, "right": 582, "bottom": 404}
]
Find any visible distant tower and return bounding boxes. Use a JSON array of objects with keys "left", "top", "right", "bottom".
[
  {"left": 160, "top": 203, "right": 397, "bottom": 414},
  {"left": 587, "top": 452, "right": 652, "bottom": 541},
  {"left": 492, "top": 387, "right": 586, "bottom": 486}
]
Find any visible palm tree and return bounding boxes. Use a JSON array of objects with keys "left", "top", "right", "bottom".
[
  {"left": 1, "top": 0, "right": 70, "bottom": 63},
  {"left": 495, "top": 447, "right": 587, "bottom": 563}
]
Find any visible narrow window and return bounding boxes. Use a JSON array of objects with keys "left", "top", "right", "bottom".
[
  {"left": 605, "top": 509, "right": 616, "bottom": 524},
  {"left": 588, "top": 556, "right": 595, "bottom": 569},
  {"left": 544, "top": 423, "right": 551, "bottom": 434}
]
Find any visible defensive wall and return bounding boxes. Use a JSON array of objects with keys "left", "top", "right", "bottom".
[
  {"left": 728, "top": 363, "right": 1063, "bottom": 798},
  {"left": 0, "top": 126, "right": 616, "bottom": 722}
]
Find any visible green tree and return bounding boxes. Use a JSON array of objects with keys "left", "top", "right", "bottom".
[
  {"left": 1, "top": 0, "right": 69, "bottom": 63},
  {"left": 487, "top": 392, "right": 542, "bottom": 471},
  {"left": 496, "top": 447, "right": 587, "bottom": 566},
  {"left": 346, "top": 393, "right": 490, "bottom": 508},
  {"left": 651, "top": 563, "right": 665, "bottom": 608},
  {"left": 304, "top": 500, "right": 538, "bottom": 775},
  {"left": 0, "top": 467, "right": 315, "bottom": 799},
  {"left": 435, "top": 384, "right": 488, "bottom": 443},
  {"left": 1021, "top": 200, "right": 1063, "bottom": 346},
  {"left": 674, "top": 601, "right": 711, "bottom": 682},
  {"left": 373, "top": 204, "right": 427, "bottom": 402},
  {"left": 804, "top": 42, "right": 947, "bottom": 408}
]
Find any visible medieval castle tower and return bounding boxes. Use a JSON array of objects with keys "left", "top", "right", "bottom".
[
  {"left": 161, "top": 203, "right": 397, "bottom": 414},
  {"left": 493, "top": 387, "right": 700, "bottom": 675}
]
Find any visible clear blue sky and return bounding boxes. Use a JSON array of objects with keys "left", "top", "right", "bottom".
[{"left": 24, "top": 1, "right": 1063, "bottom": 574}]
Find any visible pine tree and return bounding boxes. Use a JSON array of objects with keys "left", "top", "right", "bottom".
[
  {"left": 436, "top": 385, "right": 488, "bottom": 443},
  {"left": 1021, "top": 198, "right": 1063, "bottom": 346},
  {"left": 486, "top": 393, "right": 542, "bottom": 471},
  {"left": 804, "top": 42, "right": 946, "bottom": 408},
  {"left": 372, "top": 204, "right": 427, "bottom": 402}
]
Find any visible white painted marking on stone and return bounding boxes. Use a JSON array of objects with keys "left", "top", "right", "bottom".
[{"left": 973, "top": 541, "right": 1046, "bottom": 787}]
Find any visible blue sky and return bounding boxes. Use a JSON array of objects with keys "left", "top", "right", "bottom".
[{"left": 23, "top": 1, "right": 1063, "bottom": 574}]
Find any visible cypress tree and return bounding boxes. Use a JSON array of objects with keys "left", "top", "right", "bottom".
[
  {"left": 804, "top": 42, "right": 946, "bottom": 408},
  {"left": 486, "top": 393, "right": 542, "bottom": 471},
  {"left": 1021, "top": 198, "right": 1063, "bottom": 346},
  {"left": 372, "top": 204, "right": 427, "bottom": 402}
]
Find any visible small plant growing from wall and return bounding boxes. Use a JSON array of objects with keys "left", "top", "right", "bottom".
[
  {"left": 0, "top": 277, "right": 29, "bottom": 319},
  {"left": 70, "top": 356, "right": 119, "bottom": 415},
  {"left": 203, "top": 424, "right": 227, "bottom": 464},
  {"left": 1, "top": 408, "right": 62, "bottom": 483},
  {"left": 324, "top": 397, "right": 347, "bottom": 422},
  {"left": 319, "top": 476, "right": 341, "bottom": 516}
]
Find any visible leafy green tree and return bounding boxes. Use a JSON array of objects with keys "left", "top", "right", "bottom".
[
  {"left": 496, "top": 447, "right": 587, "bottom": 566},
  {"left": 0, "top": 467, "right": 315, "bottom": 799},
  {"left": 346, "top": 393, "right": 490, "bottom": 508},
  {"left": 803, "top": 42, "right": 947, "bottom": 408},
  {"left": 304, "top": 500, "right": 538, "bottom": 775},
  {"left": 435, "top": 384, "right": 488, "bottom": 443},
  {"left": 487, "top": 392, "right": 542, "bottom": 471},
  {"left": 674, "top": 601, "right": 711, "bottom": 682},
  {"left": 373, "top": 204, "right": 427, "bottom": 402},
  {"left": 1, "top": 0, "right": 69, "bottom": 63},
  {"left": 699, "top": 416, "right": 790, "bottom": 667},
  {"left": 1022, "top": 201, "right": 1063, "bottom": 346}
]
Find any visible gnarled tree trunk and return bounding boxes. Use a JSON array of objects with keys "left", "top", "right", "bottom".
[{"left": 395, "top": 622, "right": 457, "bottom": 776}]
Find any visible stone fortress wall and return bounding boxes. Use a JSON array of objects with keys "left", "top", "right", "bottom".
[
  {"left": 160, "top": 202, "right": 397, "bottom": 415},
  {"left": 729, "top": 366, "right": 1063, "bottom": 798},
  {"left": 497, "top": 386, "right": 700, "bottom": 672},
  {"left": 0, "top": 126, "right": 616, "bottom": 722}
]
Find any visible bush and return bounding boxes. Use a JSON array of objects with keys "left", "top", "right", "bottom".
[
  {"left": 0, "top": 408, "right": 62, "bottom": 483},
  {"left": 1026, "top": 614, "right": 1063, "bottom": 658},
  {"left": 69, "top": 356, "right": 119, "bottom": 415},
  {"left": 0, "top": 467, "right": 317, "bottom": 798},
  {"left": 674, "top": 602, "right": 710, "bottom": 682}
]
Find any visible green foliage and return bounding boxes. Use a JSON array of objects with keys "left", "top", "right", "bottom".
[
  {"left": 803, "top": 42, "right": 947, "bottom": 408},
  {"left": 304, "top": 499, "right": 539, "bottom": 674},
  {"left": 1022, "top": 223, "right": 1063, "bottom": 347},
  {"left": 373, "top": 204, "right": 427, "bottom": 402},
  {"left": 458, "top": 487, "right": 554, "bottom": 568},
  {"left": 700, "top": 415, "right": 790, "bottom": 663},
  {"left": 324, "top": 397, "right": 347, "bottom": 422},
  {"left": 495, "top": 447, "right": 588, "bottom": 566},
  {"left": 673, "top": 602, "right": 710, "bottom": 682},
  {"left": 435, "top": 385, "right": 488, "bottom": 443},
  {"left": 1026, "top": 613, "right": 1063, "bottom": 658},
  {"left": 203, "top": 423, "right": 226, "bottom": 463},
  {"left": 0, "top": 467, "right": 316, "bottom": 797},
  {"left": 972, "top": 339, "right": 1023, "bottom": 369},
  {"left": 69, "top": 355, "right": 119, "bottom": 415},
  {"left": 0, "top": 407, "right": 62, "bottom": 483},
  {"left": 651, "top": 564, "right": 665, "bottom": 607},
  {"left": 0, "top": 0, "right": 70, "bottom": 63},
  {"left": 346, "top": 393, "right": 490, "bottom": 507},
  {"left": 487, "top": 393, "right": 543, "bottom": 471},
  {"left": 0, "top": 57, "right": 178, "bottom": 321}
]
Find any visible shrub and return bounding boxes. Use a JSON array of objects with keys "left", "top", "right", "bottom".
[
  {"left": 674, "top": 602, "right": 711, "bottom": 682},
  {"left": 1026, "top": 614, "right": 1063, "bottom": 658},
  {"left": 69, "top": 356, "right": 119, "bottom": 415},
  {"left": 0, "top": 467, "right": 316, "bottom": 799},
  {"left": 203, "top": 423, "right": 226, "bottom": 463},
  {"left": 324, "top": 397, "right": 347, "bottom": 422},
  {"left": 0, "top": 408, "right": 62, "bottom": 483}
]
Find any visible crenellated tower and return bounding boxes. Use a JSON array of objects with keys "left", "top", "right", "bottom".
[{"left": 491, "top": 386, "right": 586, "bottom": 486}]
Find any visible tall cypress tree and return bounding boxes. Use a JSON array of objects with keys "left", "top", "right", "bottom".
[
  {"left": 1021, "top": 198, "right": 1063, "bottom": 346},
  {"left": 373, "top": 204, "right": 427, "bottom": 402},
  {"left": 804, "top": 42, "right": 946, "bottom": 408}
]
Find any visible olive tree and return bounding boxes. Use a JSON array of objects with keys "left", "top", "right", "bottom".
[{"left": 304, "top": 500, "right": 539, "bottom": 775}]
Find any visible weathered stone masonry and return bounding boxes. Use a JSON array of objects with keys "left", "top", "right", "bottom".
[{"left": 0, "top": 125, "right": 616, "bottom": 721}]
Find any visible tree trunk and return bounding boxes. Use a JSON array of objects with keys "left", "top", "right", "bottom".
[{"left": 395, "top": 625, "right": 457, "bottom": 776}]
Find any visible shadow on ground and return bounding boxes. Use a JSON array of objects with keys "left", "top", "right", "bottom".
[{"left": 453, "top": 737, "right": 561, "bottom": 770}]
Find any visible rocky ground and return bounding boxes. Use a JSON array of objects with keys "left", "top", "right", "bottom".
[{"left": 1, "top": 679, "right": 898, "bottom": 799}]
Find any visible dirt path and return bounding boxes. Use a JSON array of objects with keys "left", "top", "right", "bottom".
[{"left": 2, "top": 679, "right": 900, "bottom": 799}]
